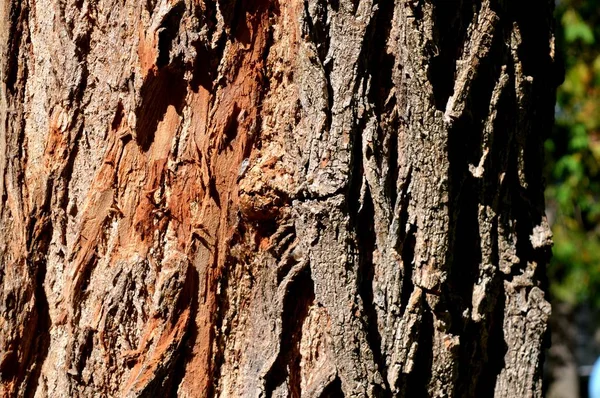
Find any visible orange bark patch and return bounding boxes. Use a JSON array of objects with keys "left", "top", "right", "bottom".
[{"left": 173, "top": 1, "right": 283, "bottom": 395}]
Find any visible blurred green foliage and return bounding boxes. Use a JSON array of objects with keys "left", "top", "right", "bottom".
[{"left": 546, "top": 0, "right": 600, "bottom": 305}]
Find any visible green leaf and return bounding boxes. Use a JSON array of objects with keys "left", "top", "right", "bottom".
[
  {"left": 569, "top": 124, "right": 589, "bottom": 150},
  {"left": 563, "top": 9, "right": 595, "bottom": 44}
]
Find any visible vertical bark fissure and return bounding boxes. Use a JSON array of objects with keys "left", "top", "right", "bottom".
[{"left": 263, "top": 266, "right": 315, "bottom": 397}]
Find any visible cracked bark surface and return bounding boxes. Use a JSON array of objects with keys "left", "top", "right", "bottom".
[{"left": 0, "top": 0, "right": 557, "bottom": 397}]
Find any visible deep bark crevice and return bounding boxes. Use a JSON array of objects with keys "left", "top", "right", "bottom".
[
  {"left": 405, "top": 303, "right": 434, "bottom": 398},
  {"left": 170, "top": 266, "right": 200, "bottom": 397},
  {"left": 355, "top": 185, "right": 391, "bottom": 396},
  {"left": 429, "top": 0, "right": 474, "bottom": 111},
  {"left": 189, "top": 40, "right": 220, "bottom": 92},
  {"left": 367, "top": 0, "right": 397, "bottom": 212},
  {"left": 219, "top": 103, "right": 241, "bottom": 152},
  {"left": 475, "top": 286, "right": 507, "bottom": 397},
  {"left": 4, "top": 1, "right": 27, "bottom": 93},
  {"left": 135, "top": 66, "right": 187, "bottom": 151},
  {"left": 507, "top": 1, "right": 553, "bottom": 81},
  {"left": 444, "top": 17, "right": 506, "bottom": 310},
  {"left": 399, "top": 225, "right": 416, "bottom": 318},
  {"left": 71, "top": 252, "right": 98, "bottom": 308},
  {"left": 386, "top": 124, "right": 399, "bottom": 214},
  {"left": 445, "top": 174, "right": 480, "bottom": 325},
  {"left": 303, "top": 0, "right": 330, "bottom": 65},
  {"left": 21, "top": 220, "right": 53, "bottom": 398},
  {"left": 156, "top": 2, "right": 186, "bottom": 69},
  {"left": 321, "top": 376, "right": 345, "bottom": 398},
  {"left": 22, "top": 260, "right": 51, "bottom": 398},
  {"left": 264, "top": 267, "right": 315, "bottom": 398},
  {"left": 209, "top": 251, "right": 234, "bottom": 398}
]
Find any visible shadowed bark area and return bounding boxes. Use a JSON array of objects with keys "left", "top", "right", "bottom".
[{"left": 0, "top": 0, "right": 556, "bottom": 397}]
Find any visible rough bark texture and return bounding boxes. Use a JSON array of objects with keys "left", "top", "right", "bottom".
[{"left": 0, "top": 0, "right": 557, "bottom": 397}]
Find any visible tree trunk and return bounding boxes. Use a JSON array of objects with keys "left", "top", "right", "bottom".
[{"left": 0, "top": 0, "right": 557, "bottom": 397}]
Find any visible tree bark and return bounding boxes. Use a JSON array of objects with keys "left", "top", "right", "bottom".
[{"left": 0, "top": 0, "right": 557, "bottom": 397}]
